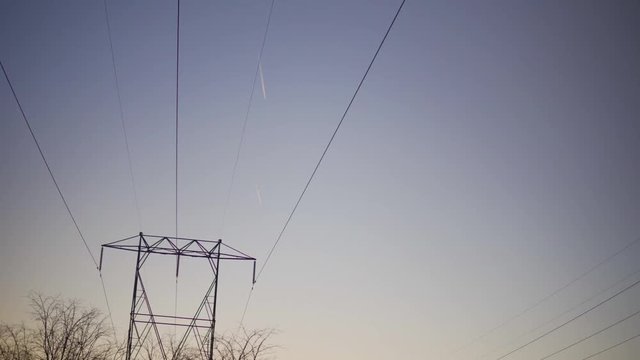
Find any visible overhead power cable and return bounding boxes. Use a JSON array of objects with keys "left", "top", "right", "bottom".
[
  {"left": 479, "top": 263, "right": 640, "bottom": 360},
  {"left": 540, "top": 307, "right": 640, "bottom": 359},
  {"left": 580, "top": 331, "right": 640, "bottom": 360},
  {"left": 451, "top": 236, "right": 640, "bottom": 358},
  {"left": 255, "top": 0, "right": 407, "bottom": 282},
  {"left": 175, "top": 0, "right": 181, "bottom": 243},
  {"left": 2, "top": 61, "right": 99, "bottom": 269},
  {"left": 1, "top": 59, "right": 117, "bottom": 340},
  {"left": 103, "top": 0, "right": 142, "bottom": 230},
  {"left": 99, "top": 273, "right": 118, "bottom": 340},
  {"left": 174, "top": 0, "right": 182, "bottom": 332},
  {"left": 220, "top": 0, "right": 276, "bottom": 236},
  {"left": 494, "top": 276, "right": 640, "bottom": 360},
  {"left": 238, "top": 286, "right": 254, "bottom": 328},
  {"left": 238, "top": 0, "right": 407, "bottom": 328}
]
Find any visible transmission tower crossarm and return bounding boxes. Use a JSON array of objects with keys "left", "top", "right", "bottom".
[{"left": 101, "top": 233, "right": 255, "bottom": 360}]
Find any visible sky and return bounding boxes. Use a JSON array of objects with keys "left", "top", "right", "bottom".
[{"left": 1, "top": 0, "right": 640, "bottom": 359}]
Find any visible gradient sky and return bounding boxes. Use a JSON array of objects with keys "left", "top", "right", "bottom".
[{"left": 2, "top": 1, "right": 640, "bottom": 359}]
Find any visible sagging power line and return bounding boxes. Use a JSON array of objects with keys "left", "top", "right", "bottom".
[
  {"left": 451, "top": 236, "right": 640, "bottom": 359},
  {"left": 494, "top": 276, "right": 640, "bottom": 360},
  {"left": 580, "top": 331, "right": 640, "bottom": 360},
  {"left": 102, "top": 0, "right": 142, "bottom": 231},
  {"left": 479, "top": 259, "right": 640, "bottom": 360},
  {"left": 238, "top": 0, "right": 407, "bottom": 327},
  {"left": 220, "top": 0, "right": 276, "bottom": 237},
  {"left": 1, "top": 59, "right": 118, "bottom": 340},
  {"left": 540, "top": 307, "right": 640, "bottom": 359}
]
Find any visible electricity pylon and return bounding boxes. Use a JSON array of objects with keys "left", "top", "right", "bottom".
[{"left": 100, "top": 233, "right": 255, "bottom": 360}]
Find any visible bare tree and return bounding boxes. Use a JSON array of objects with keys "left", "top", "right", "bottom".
[
  {"left": 2, "top": 293, "right": 277, "bottom": 360},
  {"left": 28, "top": 293, "right": 118, "bottom": 360},
  {"left": 131, "top": 339, "right": 163, "bottom": 360},
  {"left": 214, "top": 328, "right": 277, "bottom": 360},
  {"left": 134, "top": 328, "right": 277, "bottom": 360},
  {"left": 0, "top": 323, "right": 34, "bottom": 360}
]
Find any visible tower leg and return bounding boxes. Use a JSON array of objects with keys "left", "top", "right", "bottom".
[
  {"left": 208, "top": 241, "right": 221, "bottom": 360},
  {"left": 126, "top": 232, "right": 144, "bottom": 360}
]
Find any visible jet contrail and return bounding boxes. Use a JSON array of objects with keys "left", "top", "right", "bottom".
[
  {"left": 255, "top": 185, "right": 263, "bottom": 207},
  {"left": 259, "top": 62, "right": 267, "bottom": 99}
]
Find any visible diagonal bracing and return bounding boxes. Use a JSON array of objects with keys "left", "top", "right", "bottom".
[{"left": 101, "top": 233, "right": 255, "bottom": 360}]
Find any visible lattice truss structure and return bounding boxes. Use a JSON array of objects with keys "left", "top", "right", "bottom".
[{"left": 101, "top": 233, "right": 256, "bottom": 360}]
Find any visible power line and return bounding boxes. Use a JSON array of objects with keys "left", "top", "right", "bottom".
[
  {"left": 99, "top": 274, "right": 118, "bottom": 340},
  {"left": 255, "top": 0, "right": 407, "bottom": 282},
  {"left": 102, "top": 0, "right": 142, "bottom": 231},
  {"left": 175, "top": 0, "right": 181, "bottom": 243},
  {"left": 494, "top": 276, "right": 640, "bottom": 360},
  {"left": 174, "top": 0, "right": 181, "bottom": 333},
  {"left": 581, "top": 331, "right": 640, "bottom": 360},
  {"left": 238, "top": 285, "right": 254, "bottom": 329},
  {"left": 238, "top": 0, "right": 407, "bottom": 329},
  {"left": 540, "top": 307, "right": 640, "bottom": 359},
  {"left": 478, "top": 264, "right": 640, "bottom": 360},
  {"left": 451, "top": 236, "right": 640, "bottom": 358},
  {"left": 1, "top": 60, "right": 98, "bottom": 269},
  {"left": 220, "top": 0, "right": 276, "bottom": 236},
  {"left": 1, "top": 59, "right": 118, "bottom": 341}
]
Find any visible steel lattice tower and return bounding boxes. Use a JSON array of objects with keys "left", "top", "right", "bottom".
[{"left": 100, "top": 233, "right": 255, "bottom": 360}]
